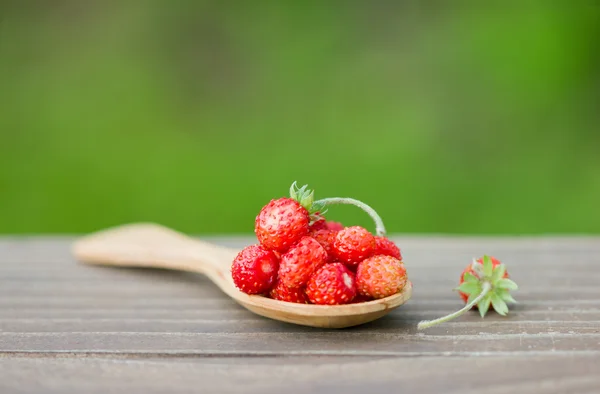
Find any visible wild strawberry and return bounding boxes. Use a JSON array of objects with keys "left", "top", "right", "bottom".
[
  {"left": 231, "top": 245, "right": 279, "bottom": 295},
  {"left": 374, "top": 236, "right": 402, "bottom": 260},
  {"left": 325, "top": 221, "right": 344, "bottom": 231},
  {"left": 309, "top": 216, "right": 327, "bottom": 231},
  {"left": 417, "top": 255, "right": 519, "bottom": 330},
  {"left": 333, "top": 226, "right": 376, "bottom": 266},
  {"left": 309, "top": 229, "right": 337, "bottom": 261},
  {"left": 278, "top": 236, "right": 328, "bottom": 288},
  {"left": 255, "top": 198, "right": 309, "bottom": 253},
  {"left": 351, "top": 293, "right": 374, "bottom": 303},
  {"left": 356, "top": 255, "right": 407, "bottom": 299},
  {"left": 305, "top": 262, "right": 357, "bottom": 305},
  {"left": 269, "top": 280, "right": 308, "bottom": 304},
  {"left": 458, "top": 256, "right": 506, "bottom": 303},
  {"left": 310, "top": 217, "right": 344, "bottom": 233}
]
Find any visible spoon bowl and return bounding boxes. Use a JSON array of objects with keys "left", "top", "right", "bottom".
[{"left": 72, "top": 223, "right": 412, "bottom": 328}]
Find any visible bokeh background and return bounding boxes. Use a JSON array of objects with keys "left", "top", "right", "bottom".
[{"left": 1, "top": 2, "right": 599, "bottom": 235}]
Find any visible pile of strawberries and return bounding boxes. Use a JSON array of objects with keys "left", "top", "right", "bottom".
[{"left": 230, "top": 184, "right": 408, "bottom": 305}]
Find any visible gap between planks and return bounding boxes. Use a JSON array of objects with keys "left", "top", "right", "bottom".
[
  {"left": 2, "top": 349, "right": 600, "bottom": 358},
  {"left": 2, "top": 331, "right": 599, "bottom": 338}
]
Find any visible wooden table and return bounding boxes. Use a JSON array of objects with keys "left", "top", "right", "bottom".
[{"left": 1, "top": 236, "right": 599, "bottom": 393}]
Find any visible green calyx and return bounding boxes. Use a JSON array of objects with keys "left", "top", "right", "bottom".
[
  {"left": 455, "top": 255, "right": 519, "bottom": 318},
  {"left": 289, "top": 181, "right": 327, "bottom": 221},
  {"left": 288, "top": 181, "right": 387, "bottom": 236},
  {"left": 417, "top": 255, "right": 518, "bottom": 330}
]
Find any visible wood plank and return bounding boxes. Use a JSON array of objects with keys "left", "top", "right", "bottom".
[
  {"left": 1, "top": 354, "right": 600, "bottom": 394},
  {"left": 3, "top": 306, "right": 600, "bottom": 326},
  {"left": 2, "top": 267, "right": 598, "bottom": 289},
  {"left": 2, "top": 286, "right": 598, "bottom": 299},
  {"left": 1, "top": 236, "right": 600, "bottom": 393},
  {"left": 2, "top": 298, "right": 600, "bottom": 311},
  {"left": 1, "top": 237, "right": 599, "bottom": 356},
  {"left": 1, "top": 237, "right": 599, "bottom": 264},
  {"left": 1, "top": 318, "right": 599, "bottom": 334},
  {"left": 1, "top": 331, "right": 599, "bottom": 354}
]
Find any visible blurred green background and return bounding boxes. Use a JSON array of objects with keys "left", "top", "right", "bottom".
[{"left": 1, "top": 2, "right": 599, "bottom": 235}]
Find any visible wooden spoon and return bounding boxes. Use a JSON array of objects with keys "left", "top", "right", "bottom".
[{"left": 71, "top": 223, "right": 412, "bottom": 328}]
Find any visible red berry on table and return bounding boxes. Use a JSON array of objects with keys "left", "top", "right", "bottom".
[
  {"left": 333, "top": 226, "right": 376, "bottom": 266},
  {"left": 417, "top": 255, "right": 519, "bottom": 330},
  {"left": 305, "top": 262, "right": 357, "bottom": 305},
  {"left": 231, "top": 245, "right": 279, "bottom": 295},
  {"left": 373, "top": 236, "right": 402, "bottom": 260},
  {"left": 309, "top": 229, "right": 338, "bottom": 262},
  {"left": 278, "top": 236, "right": 328, "bottom": 288},
  {"left": 255, "top": 198, "right": 310, "bottom": 253},
  {"left": 269, "top": 280, "right": 308, "bottom": 304},
  {"left": 356, "top": 255, "right": 407, "bottom": 299},
  {"left": 458, "top": 255, "right": 508, "bottom": 304}
]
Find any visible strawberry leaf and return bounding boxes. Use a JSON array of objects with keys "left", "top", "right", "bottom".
[
  {"left": 466, "top": 291, "right": 479, "bottom": 306},
  {"left": 299, "top": 191, "right": 314, "bottom": 210},
  {"left": 289, "top": 181, "right": 302, "bottom": 200},
  {"left": 310, "top": 201, "right": 327, "bottom": 215},
  {"left": 490, "top": 292, "right": 509, "bottom": 316},
  {"left": 463, "top": 272, "right": 479, "bottom": 284},
  {"left": 471, "top": 259, "right": 484, "bottom": 278},
  {"left": 455, "top": 281, "right": 481, "bottom": 295},
  {"left": 498, "top": 290, "right": 517, "bottom": 304},
  {"left": 491, "top": 264, "right": 506, "bottom": 282},
  {"left": 497, "top": 278, "right": 519, "bottom": 290},
  {"left": 478, "top": 296, "right": 492, "bottom": 318},
  {"left": 290, "top": 181, "right": 321, "bottom": 213},
  {"left": 482, "top": 255, "right": 493, "bottom": 277}
]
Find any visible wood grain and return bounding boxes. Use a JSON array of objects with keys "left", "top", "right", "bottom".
[
  {"left": 1, "top": 354, "right": 600, "bottom": 394},
  {"left": 1, "top": 236, "right": 599, "bottom": 393}
]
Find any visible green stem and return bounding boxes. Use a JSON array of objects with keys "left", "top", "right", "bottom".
[
  {"left": 314, "top": 197, "right": 386, "bottom": 237},
  {"left": 417, "top": 281, "right": 492, "bottom": 330}
]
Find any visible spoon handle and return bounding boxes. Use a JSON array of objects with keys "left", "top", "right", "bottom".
[{"left": 72, "top": 223, "right": 239, "bottom": 279}]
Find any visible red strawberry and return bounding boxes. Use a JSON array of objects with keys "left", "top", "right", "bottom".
[
  {"left": 458, "top": 256, "right": 507, "bottom": 303},
  {"left": 278, "top": 236, "right": 328, "bottom": 288},
  {"left": 309, "top": 229, "right": 337, "bottom": 261},
  {"left": 325, "top": 221, "right": 344, "bottom": 231},
  {"left": 310, "top": 218, "right": 344, "bottom": 233},
  {"left": 231, "top": 245, "right": 279, "bottom": 295},
  {"left": 255, "top": 198, "right": 310, "bottom": 253},
  {"left": 305, "top": 262, "right": 357, "bottom": 305},
  {"left": 374, "top": 236, "right": 402, "bottom": 260},
  {"left": 356, "top": 255, "right": 407, "bottom": 299},
  {"left": 269, "top": 280, "right": 308, "bottom": 304},
  {"left": 351, "top": 293, "right": 374, "bottom": 303},
  {"left": 332, "top": 226, "right": 376, "bottom": 266},
  {"left": 417, "top": 255, "right": 518, "bottom": 330},
  {"left": 309, "top": 216, "right": 327, "bottom": 231}
]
